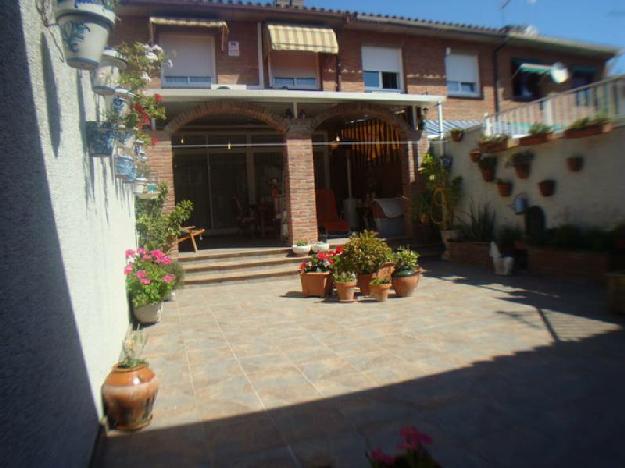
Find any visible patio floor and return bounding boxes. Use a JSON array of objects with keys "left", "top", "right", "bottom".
[{"left": 94, "top": 261, "right": 625, "bottom": 468}]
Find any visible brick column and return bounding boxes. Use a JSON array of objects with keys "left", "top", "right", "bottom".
[
  {"left": 400, "top": 128, "right": 424, "bottom": 238},
  {"left": 145, "top": 131, "right": 174, "bottom": 212},
  {"left": 284, "top": 124, "right": 318, "bottom": 244}
]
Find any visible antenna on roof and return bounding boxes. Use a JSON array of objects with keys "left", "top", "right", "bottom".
[{"left": 500, "top": 0, "right": 512, "bottom": 26}]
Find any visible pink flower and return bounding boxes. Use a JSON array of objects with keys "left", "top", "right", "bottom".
[
  {"left": 125, "top": 249, "right": 135, "bottom": 258},
  {"left": 399, "top": 426, "right": 432, "bottom": 451},
  {"left": 142, "top": 254, "right": 152, "bottom": 261},
  {"left": 369, "top": 448, "right": 396, "bottom": 465},
  {"left": 123, "top": 264, "right": 134, "bottom": 275},
  {"left": 136, "top": 270, "right": 147, "bottom": 279},
  {"left": 163, "top": 274, "right": 175, "bottom": 283},
  {"left": 140, "top": 278, "right": 151, "bottom": 285},
  {"left": 160, "top": 256, "right": 172, "bottom": 265},
  {"left": 137, "top": 247, "right": 147, "bottom": 256}
]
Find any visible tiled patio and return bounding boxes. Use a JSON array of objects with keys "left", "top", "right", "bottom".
[{"left": 95, "top": 261, "right": 625, "bottom": 467}]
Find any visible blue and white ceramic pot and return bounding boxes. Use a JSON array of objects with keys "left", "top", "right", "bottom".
[
  {"left": 114, "top": 154, "right": 135, "bottom": 179},
  {"left": 93, "top": 48, "right": 127, "bottom": 96},
  {"left": 133, "top": 177, "right": 147, "bottom": 195},
  {"left": 86, "top": 121, "right": 116, "bottom": 157},
  {"left": 55, "top": 0, "right": 116, "bottom": 70}
]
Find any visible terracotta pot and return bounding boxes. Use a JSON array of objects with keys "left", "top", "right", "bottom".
[
  {"left": 497, "top": 182, "right": 512, "bottom": 197},
  {"left": 566, "top": 156, "right": 584, "bottom": 172},
  {"left": 564, "top": 123, "right": 612, "bottom": 139},
  {"left": 518, "top": 133, "right": 554, "bottom": 146},
  {"left": 538, "top": 180, "right": 556, "bottom": 197},
  {"left": 377, "top": 262, "right": 395, "bottom": 280},
  {"left": 369, "top": 283, "right": 392, "bottom": 302},
  {"left": 102, "top": 363, "right": 159, "bottom": 431},
  {"left": 300, "top": 271, "right": 332, "bottom": 297},
  {"left": 513, "top": 163, "right": 530, "bottom": 179},
  {"left": 469, "top": 149, "right": 482, "bottom": 162},
  {"left": 391, "top": 269, "right": 422, "bottom": 297},
  {"left": 451, "top": 131, "right": 464, "bottom": 142},
  {"left": 480, "top": 167, "right": 495, "bottom": 182},
  {"left": 133, "top": 302, "right": 162, "bottom": 324},
  {"left": 479, "top": 139, "right": 509, "bottom": 153},
  {"left": 335, "top": 281, "right": 357, "bottom": 302},
  {"left": 357, "top": 273, "right": 374, "bottom": 296}
]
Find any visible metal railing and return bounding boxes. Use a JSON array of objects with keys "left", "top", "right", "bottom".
[{"left": 483, "top": 75, "right": 625, "bottom": 136}]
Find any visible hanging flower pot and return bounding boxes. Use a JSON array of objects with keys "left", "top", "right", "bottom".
[
  {"left": 450, "top": 129, "right": 464, "bottom": 142},
  {"left": 496, "top": 179, "right": 513, "bottom": 197},
  {"left": 92, "top": 48, "right": 127, "bottom": 96},
  {"left": 510, "top": 151, "right": 534, "bottom": 179},
  {"left": 514, "top": 163, "right": 531, "bottom": 179},
  {"left": 133, "top": 177, "right": 147, "bottom": 195},
  {"left": 54, "top": 0, "right": 116, "bottom": 70},
  {"left": 115, "top": 154, "right": 135, "bottom": 179},
  {"left": 117, "top": 128, "right": 136, "bottom": 150},
  {"left": 469, "top": 148, "right": 481, "bottom": 163},
  {"left": 566, "top": 156, "right": 584, "bottom": 172},
  {"left": 105, "top": 91, "right": 131, "bottom": 121},
  {"left": 86, "top": 121, "right": 116, "bottom": 157},
  {"left": 538, "top": 179, "right": 556, "bottom": 197},
  {"left": 477, "top": 156, "right": 497, "bottom": 182},
  {"left": 137, "top": 182, "right": 159, "bottom": 199}
]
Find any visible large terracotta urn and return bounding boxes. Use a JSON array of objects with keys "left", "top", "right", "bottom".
[
  {"left": 102, "top": 363, "right": 159, "bottom": 431},
  {"left": 300, "top": 272, "right": 332, "bottom": 297},
  {"left": 357, "top": 273, "right": 374, "bottom": 296},
  {"left": 391, "top": 269, "right": 422, "bottom": 297}
]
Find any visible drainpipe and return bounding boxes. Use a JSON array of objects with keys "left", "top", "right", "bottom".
[{"left": 492, "top": 37, "right": 509, "bottom": 114}]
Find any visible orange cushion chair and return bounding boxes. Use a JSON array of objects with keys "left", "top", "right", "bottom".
[{"left": 315, "top": 189, "right": 350, "bottom": 234}]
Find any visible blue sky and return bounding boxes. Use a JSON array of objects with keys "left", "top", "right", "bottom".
[{"left": 305, "top": 0, "right": 625, "bottom": 73}]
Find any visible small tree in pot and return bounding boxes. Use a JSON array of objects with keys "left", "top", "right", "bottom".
[
  {"left": 391, "top": 248, "right": 421, "bottom": 297},
  {"left": 340, "top": 231, "right": 393, "bottom": 296}
]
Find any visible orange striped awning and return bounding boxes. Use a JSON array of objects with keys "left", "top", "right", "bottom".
[
  {"left": 149, "top": 17, "right": 229, "bottom": 50},
  {"left": 267, "top": 24, "right": 338, "bottom": 54}
]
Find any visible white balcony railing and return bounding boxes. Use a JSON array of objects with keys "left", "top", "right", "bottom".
[{"left": 483, "top": 75, "right": 625, "bottom": 137}]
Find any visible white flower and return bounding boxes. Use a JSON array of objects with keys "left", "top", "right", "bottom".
[
  {"left": 145, "top": 51, "right": 158, "bottom": 62},
  {"left": 166, "top": 59, "right": 173, "bottom": 69},
  {"left": 151, "top": 44, "right": 163, "bottom": 54},
  {"left": 141, "top": 71, "right": 151, "bottom": 83}
]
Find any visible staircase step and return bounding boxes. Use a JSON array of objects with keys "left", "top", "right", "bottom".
[
  {"left": 184, "top": 265, "right": 299, "bottom": 286},
  {"left": 177, "top": 247, "right": 292, "bottom": 263},
  {"left": 183, "top": 255, "right": 304, "bottom": 275}
]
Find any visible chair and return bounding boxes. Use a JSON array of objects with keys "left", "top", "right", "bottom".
[
  {"left": 174, "top": 226, "right": 205, "bottom": 253},
  {"left": 315, "top": 189, "right": 350, "bottom": 235}
]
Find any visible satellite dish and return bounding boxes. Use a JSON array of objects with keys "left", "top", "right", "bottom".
[{"left": 551, "top": 62, "right": 569, "bottom": 83}]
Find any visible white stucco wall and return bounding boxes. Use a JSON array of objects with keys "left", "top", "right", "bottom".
[
  {"left": 445, "top": 125, "right": 625, "bottom": 231},
  {"left": 21, "top": 3, "right": 135, "bottom": 415}
]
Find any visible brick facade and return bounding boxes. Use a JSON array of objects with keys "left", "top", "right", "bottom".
[{"left": 145, "top": 131, "right": 175, "bottom": 211}]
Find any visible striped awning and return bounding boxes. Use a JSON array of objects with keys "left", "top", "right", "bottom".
[
  {"left": 518, "top": 63, "right": 552, "bottom": 75},
  {"left": 267, "top": 24, "right": 338, "bottom": 54},
  {"left": 149, "top": 17, "right": 229, "bottom": 50}
]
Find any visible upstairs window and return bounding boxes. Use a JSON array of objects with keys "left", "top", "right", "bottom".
[
  {"left": 445, "top": 53, "right": 480, "bottom": 97},
  {"left": 270, "top": 51, "right": 319, "bottom": 90},
  {"left": 361, "top": 46, "right": 403, "bottom": 92},
  {"left": 159, "top": 33, "right": 215, "bottom": 88},
  {"left": 511, "top": 58, "right": 543, "bottom": 101}
]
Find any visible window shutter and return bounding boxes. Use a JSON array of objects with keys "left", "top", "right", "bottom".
[
  {"left": 445, "top": 54, "right": 479, "bottom": 83},
  {"left": 160, "top": 33, "right": 215, "bottom": 78},
  {"left": 362, "top": 47, "right": 402, "bottom": 72}
]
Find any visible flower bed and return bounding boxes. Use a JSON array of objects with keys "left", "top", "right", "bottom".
[{"left": 527, "top": 246, "right": 610, "bottom": 282}]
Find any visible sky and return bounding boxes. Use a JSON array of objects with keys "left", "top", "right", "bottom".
[{"left": 305, "top": 0, "right": 625, "bottom": 73}]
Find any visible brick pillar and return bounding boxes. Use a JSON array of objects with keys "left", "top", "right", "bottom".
[
  {"left": 145, "top": 131, "right": 174, "bottom": 211},
  {"left": 284, "top": 124, "right": 318, "bottom": 244},
  {"left": 400, "top": 128, "right": 424, "bottom": 238}
]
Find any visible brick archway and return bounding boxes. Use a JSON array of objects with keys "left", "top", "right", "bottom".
[{"left": 165, "top": 100, "right": 289, "bottom": 135}]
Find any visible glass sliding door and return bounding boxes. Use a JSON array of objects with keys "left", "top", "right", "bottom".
[
  {"left": 208, "top": 152, "right": 248, "bottom": 230},
  {"left": 173, "top": 136, "right": 211, "bottom": 230}
]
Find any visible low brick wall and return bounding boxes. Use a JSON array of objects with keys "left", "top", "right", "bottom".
[
  {"left": 447, "top": 241, "right": 492, "bottom": 269},
  {"left": 527, "top": 247, "right": 610, "bottom": 282}
]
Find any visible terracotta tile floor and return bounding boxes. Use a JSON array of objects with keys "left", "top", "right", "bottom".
[{"left": 95, "top": 261, "right": 625, "bottom": 467}]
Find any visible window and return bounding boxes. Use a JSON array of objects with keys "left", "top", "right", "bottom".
[
  {"left": 270, "top": 51, "right": 319, "bottom": 90},
  {"left": 361, "top": 46, "right": 403, "bottom": 92},
  {"left": 445, "top": 53, "right": 480, "bottom": 97},
  {"left": 571, "top": 67, "right": 596, "bottom": 106},
  {"left": 511, "top": 59, "right": 543, "bottom": 101},
  {"left": 159, "top": 33, "right": 215, "bottom": 88}
]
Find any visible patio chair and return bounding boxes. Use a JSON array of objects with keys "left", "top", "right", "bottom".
[
  {"left": 174, "top": 226, "right": 205, "bottom": 253},
  {"left": 315, "top": 189, "right": 350, "bottom": 235}
]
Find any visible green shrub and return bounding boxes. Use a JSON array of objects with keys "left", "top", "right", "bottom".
[
  {"left": 479, "top": 133, "right": 509, "bottom": 144},
  {"left": 418, "top": 153, "right": 462, "bottom": 230},
  {"left": 458, "top": 204, "right": 496, "bottom": 242},
  {"left": 528, "top": 123, "right": 553, "bottom": 135},
  {"left": 370, "top": 277, "right": 391, "bottom": 286},
  {"left": 393, "top": 247, "right": 420, "bottom": 274},
  {"left": 333, "top": 271, "right": 356, "bottom": 283},
  {"left": 340, "top": 231, "right": 393, "bottom": 274}
]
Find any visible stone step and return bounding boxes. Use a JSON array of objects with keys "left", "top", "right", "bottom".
[
  {"left": 182, "top": 255, "right": 304, "bottom": 275},
  {"left": 184, "top": 264, "right": 299, "bottom": 286}
]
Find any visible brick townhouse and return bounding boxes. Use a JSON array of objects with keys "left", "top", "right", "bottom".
[{"left": 114, "top": 0, "right": 617, "bottom": 246}]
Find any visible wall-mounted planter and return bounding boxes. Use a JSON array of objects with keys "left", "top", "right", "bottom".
[
  {"left": 55, "top": 0, "right": 116, "bottom": 70},
  {"left": 518, "top": 132, "right": 554, "bottom": 146},
  {"left": 117, "top": 128, "right": 136, "bottom": 150},
  {"left": 136, "top": 182, "right": 159, "bottom": 199},
  {"left": 538, "top": 179, "right": 556, "bottom": 197},
  {"left": 510, "top": 151, "right": 534, "bottom": 179},
  {"left": 92, "top": 48, "right": 127, "bottom": 96},
  {"left": 480, "top": 168, "right": 495, "bottom": 182},
  {"left": 450, "top": 130, "right": 464, "bottom": 142},
  {"left": 563, "top": 123, "right": 613, "bottom": 139},
  {"left": 115, "top": 155, "right": 135, "bottom": 180},
  {"left": 513, "top": 162, "right": 531, "bottom": 179},
  {"left": 566, "top": 156, "right": 584, "bottom": 172},
  {"left": 469, "top": 148, "right": 481, "bottom": 162},
  {"left": 478, "top": 157, "right": 497, "bottom": 182},
  {"left": 106, "top": 92, "right": 130, "bottom": 119},
  {"left": 479, "top": 138, "right": 511, "bottom": 153},
  {"left": 133, "top": 177, "right": 147, "bottom": 195},
  {"left": 496, "top": 180, "right": 513, "bottom": 197},
  {"left": 86, "top": 121, "right": 116, "bottom": 157}
]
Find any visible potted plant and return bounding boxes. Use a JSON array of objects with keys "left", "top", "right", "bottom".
[
  {"left": 86, "top": 121, "right": 117, "bottom": 157},
  {"left": 114, "top": 154, "right": 135, "bottom": 181},
  {"left": 469, "top": 148, "right": 482, "bottom": 163},
  {"left": 567, "top": 155, "right": 584, "bottom": 172},
  {"left": 92, "top": 47, "right": 127, "bottom": 96},
  {"left": 391, "top": 248, "right": 421, "bottom": 297},
  {"left": 366, "top": 426, "right": 440, "bottom": 467},
  {"left": 477, "top": 156, "right": 497, "bottom": 182},
  {"left": 101, "top": 327, "right": 159, "bottom": 431},
  {"left": 496, "top": 179, "right": 513, "bottom": 197},
  {"left": 449, "top": 128, "right": 464, "bottom": 142},
  {"left": 54, "top": 0, "right": 117, "bottom": 70},
  {"left": 519, "top": 123, "right": 554, "bottom": 146},
  {"left": 369, "top": 277, "right": 392, "bottom": 302},
  {"left": 478, "top": 133, "right": 511, "bottom": 153},
  {"left": 509, "top": 151, "right": 534, "bottom": 179},
  {"left": 124, "top": 247, "right": 176, "bottom": 323},
  {"left": 299, "top": 250, "right": 337, "bottom": 297},
  {"left": 564, "top": 114, "right": 613, "bottom": 139},
  {"left": 292, "top": 240, "right": 311, "bottom": 256},
  {"left": 538, "top": 179, "right": 556, "bottom": 197},
  {"left": 340, "top": 231, "right": 393, "bottom": 296},
  {"left": 312, "top": 240, "right": 331, "bottom": 253},
  {"left": 333, "top": 271, "right": 357, "bottom": 303}
]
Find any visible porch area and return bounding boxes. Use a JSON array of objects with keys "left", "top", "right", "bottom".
[{"left": 94, "top": 261, "right": 625, "bottom": 467}]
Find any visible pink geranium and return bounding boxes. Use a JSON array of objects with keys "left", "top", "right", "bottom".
[
  {"left": 137, "top": 247, "right": 147, "bottom": 256},
  {"left": 398, "top": 426, "right": 432, "bottom": 451},
  {"left": 125, "top": 249, "right": 135, "bottom": 259},
  {"left": 123, "top": 264, "right": 134, "bottom": 275},
  {"left": 136, "top": 269, "right": 147, "bottom": 279},
  {"left": 369, "top": 448, "right": 396, "bottom": 466},
  {"left": 140, "top": 278, "right": 151, "bottom": 285},
  {"left": 163, "top": 274, "right": 175, "bottom": 284}
]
